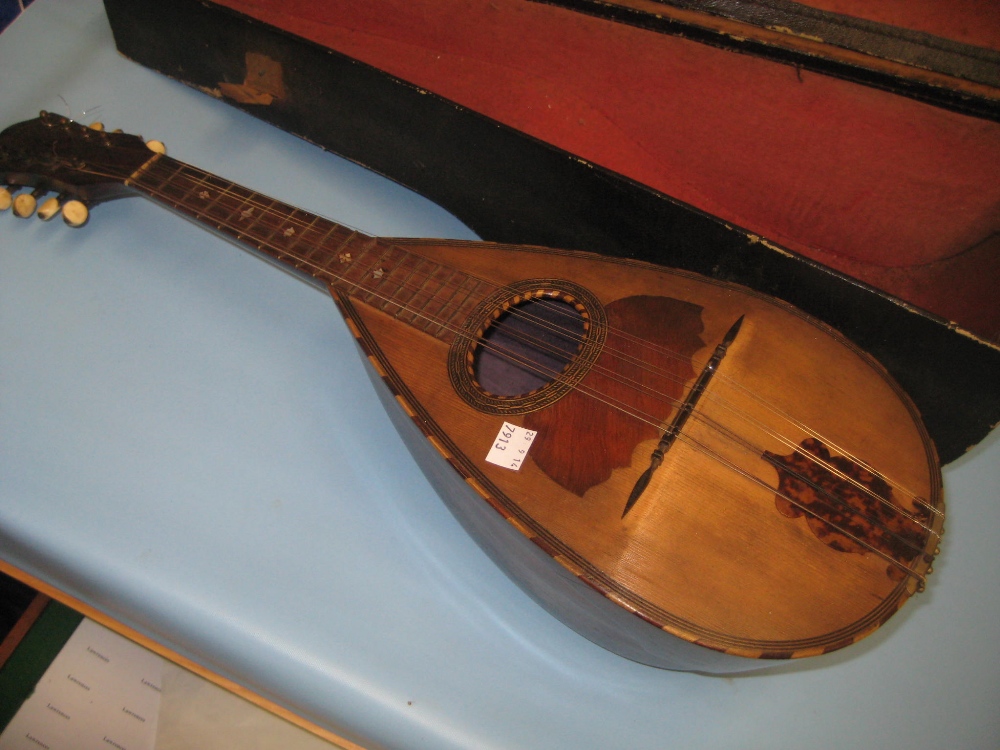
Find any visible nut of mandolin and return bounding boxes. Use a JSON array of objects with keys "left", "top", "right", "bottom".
[
  {"left": 61, "top": 200, "right": 89, "bottom": 227},
  {"left": 13, "top": 193, "right": 36, "bottom": 218}
]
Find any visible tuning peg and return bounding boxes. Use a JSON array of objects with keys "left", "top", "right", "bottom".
[
  {"left": 88, "top": 121, "right": 105, "bottom": 131},
  {"left": 0, "top": 187, "right": 11, "bottom": 211},
  {"left": 13, "top": 192, "right": 37, "bottom": 218},
  {"left": 37, "top": 196, "right": 62, "bottom": 221},
  {"left": 61, "top": 199, "right": 89, "bottom": 228},
  {"left": 145, "top": 139, "right": 166, "bottom": 155}
]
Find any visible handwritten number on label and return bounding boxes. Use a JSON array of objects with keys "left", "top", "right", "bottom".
[{"left": 486, "top": 423, "right": 538, "bottom": 470}]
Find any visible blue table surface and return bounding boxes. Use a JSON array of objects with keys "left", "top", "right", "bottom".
[{"left": 2, "top": 2, "right": 998, "bottom": 749}]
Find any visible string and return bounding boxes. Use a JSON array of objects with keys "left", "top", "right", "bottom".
[
  {"left": 469, "top": 291, "right": 940, "bottom": 527},
  {"left": 130, "top": 158, "right": 941, "bottom": 558},
  {"left": 66, "top": 153, "right": 940, "bottom": 572},
  {"left": 472, "top": 280, "right": 940, "bottom": 520}
]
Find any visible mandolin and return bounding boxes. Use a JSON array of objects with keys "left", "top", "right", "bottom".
[{"left": 0, "top": 113, "right": 944, "bottom": 673}]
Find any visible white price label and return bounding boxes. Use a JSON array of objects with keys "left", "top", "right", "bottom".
[{"left": 485, "top": 422, "right": 537, "bottom": 471}]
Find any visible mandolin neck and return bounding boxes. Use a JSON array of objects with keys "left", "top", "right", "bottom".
[{"left": 126, "top": 154, "right": 485, "bottom": 343}]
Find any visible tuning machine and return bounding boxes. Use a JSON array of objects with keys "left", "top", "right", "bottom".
[
  {"left": 61, "top": 199, "right": 89, "bottom": 228},
  {"left": 11, "top": 187, "right": 63, "bottom": 220},
  {"left": 113, "top": 121, "right": 165, "bottom": 153},
  {"left": 3, "top": 186, "right": 87, "bottom": 226},
  {"left": 13, "top": 188, "right": 44, "bottom": 218},
  {"left": 37, "top": 196, "right": 62, "bottom": 221}
]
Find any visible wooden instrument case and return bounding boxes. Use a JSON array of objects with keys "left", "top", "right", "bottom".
[{"left": 101, "top": 0, "right": 1000, "bottom": 463}]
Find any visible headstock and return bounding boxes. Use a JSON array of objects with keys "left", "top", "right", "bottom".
[{"left": 0, "top": 111, "right": 161, "bottom": 226}]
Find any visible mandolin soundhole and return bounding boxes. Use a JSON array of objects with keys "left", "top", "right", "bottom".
[
  {"left": 474, "top": 297, "right": 588, "bottom": 398},
  {"left": 448, "top": 280, "right": 607, "bottom": 415}
]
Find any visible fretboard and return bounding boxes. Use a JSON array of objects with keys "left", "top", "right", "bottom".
[{"left": 127, "top": 155, "right": 487, "bottom": 343}]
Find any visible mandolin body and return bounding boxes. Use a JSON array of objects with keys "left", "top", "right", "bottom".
[
  {"left": 333, "top": 238, "right": 942, "bottom": 673},
  {"left": 0, "top": 113, "right": 944, "bottom": 672}
]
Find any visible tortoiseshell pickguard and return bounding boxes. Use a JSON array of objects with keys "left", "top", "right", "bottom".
[{"left": 764, "top": 438, "right": 931, "bottom": 581}]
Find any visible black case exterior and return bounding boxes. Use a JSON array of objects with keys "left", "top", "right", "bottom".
[{"left": 103, "top": 0, "right": 1000, "bottom": 464}]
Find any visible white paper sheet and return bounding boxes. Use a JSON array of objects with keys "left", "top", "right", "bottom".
[
  {"left": 154, "top": 663, "right": 341, "bottom": 750},
  {"left": 0, "top": 620, "right": 163, "bottom": 750}
]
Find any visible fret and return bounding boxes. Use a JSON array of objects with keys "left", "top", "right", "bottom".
[
  {"left": 312, "top": 225, "right": 358, "bottom": 270},
  {"left": 199, "top": 179, "right": 249, "bottom": 228},
  {"left": 186, "top": 171, "right": 237, "bottom": 214},
  {"left": 163, "top": 168, "right": 237, "bottom": 224},
  {"left": 210, "top": 190, "right": 278, "bottom": 255},
  {"left": 415, "top": 266, "right": 464, "bottom": 333},
  {"left": 336, "top": 238, "right": 389, "bottom": 294},
  {"left": 357, "top": 245, "right": 412, "bottom": 308},
  {"left": 270, "top": 222, "right": 336, "bottom": 279},
  {"left": 147, "top": 160, "right": 192, "bottom": 203},
  {"left": 271, "top": 212, "right": 338, "bottom": 278},
  {"left": 244, "top": 197, "right": 280, "bottom": 248},
  {"left": 431, "top": 277, "right": 486, "bottom": 342},
  {"left": 266, "top": 210, "right": 317, "bottom": 261},
  {"left": 396, "top": 258, "right": 441, "bottom": 324},
  {"left": 292, "top": 218, "right": 343, "bottom": 272},
  {"left": 227, "top": 192, "right": 272, "bottom": 239},
  {"left": 252, "top": 197, "right": 296, "bottom": 247},
  {"left": 174, "top": 164, "right": 228, "bottom": 210},
  {"left": 137, "top": 160, "right": 209, "bottom": 210},
  {"left": 420, "top": 271, "right": 475, "bottom": 336},
  {"left": 377, "top": 254, "right": 428, "bottom": 316},
  {"left": 182, "top": 169, "right": 230, "bottom": 217},
  {"left": 396, "top": 261, "right": 453, "bottom": 326}
]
